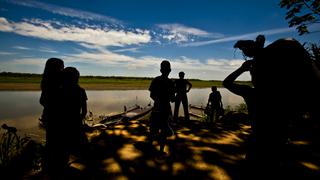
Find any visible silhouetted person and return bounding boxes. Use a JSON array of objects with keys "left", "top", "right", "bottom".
[
  {"left": 39, "top": 58, "right": 64, "bottom": 176},
  {"left": 234, "top": 35, "right": 319, "bottom": 177},
  {"left": 40, "top": 58, "right": 64, "bottom": 127},
  {"left": 174, "top": 71, "right": 192, "bottom": 122},
  {"left": 223, "top": 60, "right": 258, "bottom": 162},
  {"left": 60, "top": 67, "right": 88, "bottom": 161},
  {"left": 148, "top": 60, "right": 175, "bottom": 156},
  {"left": 206, "top": 86, "right": 223, "bottom": 124}
]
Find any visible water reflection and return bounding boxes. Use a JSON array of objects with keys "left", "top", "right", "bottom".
[{"left": 0, "top": 88, "right": 244, "bottom": 140}]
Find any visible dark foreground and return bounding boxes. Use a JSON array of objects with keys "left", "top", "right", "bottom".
[{"left": 23, "top": 114, "right": 320, "bottom": 179}]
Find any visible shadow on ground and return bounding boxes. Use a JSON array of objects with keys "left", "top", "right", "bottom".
[{"left": 29, "top": 113, "right": 320, "bottom": 180}]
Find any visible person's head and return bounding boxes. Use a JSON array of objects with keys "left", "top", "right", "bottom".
[
  {"left": 234, "top": 40, "right": 257, "bottom": 58},
  {"left": 41, "top": 58, "right": 64, "bottom": 89},
  {"left": 160, "top": 60, "right": 171, "bottom": 77},
  {"left": 255, "top": 34, "right": 265, "bottom": 49},
  {"left": 63, "top": 67, "right": 80, "bottom": 86},
  {"left": 179, "top": 71, "right": 185, "bottom": 79},
  {"left": 234, "top": 35, "right": 266, "bottom": 58},
  {"left": 43, "top": 58, "right": 64, "bottom": 77},
  {"left": 211, "top": 86, "right": 217, "bottom": 92}
]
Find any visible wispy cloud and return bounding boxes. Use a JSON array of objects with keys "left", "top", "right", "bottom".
[
  {"left": 7, "top": 0, "right": 122, "bottom": 25},
  {"left": 39, "top": 47, "right": 58, "bottom": 53},
  {"left": 0, "top": 51, "right": 15, "bottom": 55},
  {"left": 12, "top": 45, "right": 58, "bottom": 53},
  {"left": 2, "top": 45, "right": 247, "bottom": 80},
  {"left": 183, "top": 27, "right": 295, "bottom": 47},
  {"left": 158, "top": 23, "right": 212, "bottom": 36},
  {"left": 157, "top": 23, "right": 224, "bottom": 43},
  {"left": 9, "top": 57, "right": 46, "bottom": 66},
  {"left": 13, "top": 46, "right": 31, "bottom": 50},
  {"left": 0, "top": 17, "right": 151, "bottom": 47},
  {"left": 60, "top": 48, "right": 245, "bottom": 80},
  {"left": 113, "top": 47, "right": 141, "bottom": 53}
]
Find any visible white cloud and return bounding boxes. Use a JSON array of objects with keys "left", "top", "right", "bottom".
[
  {"left": 157, "top": 23, "right": 224, "bottom": 43},
  {"left": 0, "top": 17, "right": 13, "bottom": 31},
  {"left": 39, "top": 47, "right": 58, "bottom": 53},
  {"left": 0, "top": 51, "right": 15, "bottom": 55},
  {"left": 13, "top": 46, "right": 31, "bottom": 50},
  {"left": 183, "top": 27, "right": 295, "bottom": 47},
  {"left": 158, "top": 23, "right": 211, "bottom": 36},
  {"left": 2, "top": 47, "right": 247, "bottom": 80},
  {"left": 0, "top": 17, "right": 151, "bottom": 47},
  {"left": 6, "top": 57, "right": 46, "bottom": 66},
  {"left": 7, "top": 0, "right": 122, "bottom": 25},
  {"left": 60, "top": 48, "right": 247, "bottom": 80},
  {"left": 113, "top": 47, "right": 141, "bottom": 53},
  {"left": 12, "top": 45, "right": 57, "bottom": 53}
]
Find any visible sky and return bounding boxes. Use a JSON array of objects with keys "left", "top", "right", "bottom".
[{"left": 0, "top": 0, "right": 319, "bottom": 80}]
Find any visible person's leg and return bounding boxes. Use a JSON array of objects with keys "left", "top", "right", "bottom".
[
  {"left": 212, "top": 109, "right": 217, "bottom": 123},
  {"left": 173, "top": 97, "right": 181, "bottom": 122},
  {"left": 182, "top": 95, "right": 190, "bottom": 121},
  {"left": 159, "top": 134, "right": 166, "bottom": 153},
  {"left": 208, "top": 109, "right": 215, "bottom": 125},
  {"left": 148, "top": 112, "right": 159, "bottom": 145}
]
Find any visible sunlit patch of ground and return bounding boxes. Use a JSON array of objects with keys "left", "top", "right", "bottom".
[
  {"left": 25, "top": 115, "right": 320, "bottom": 179},
  {"left": 300, "top": 161, "right": 320, "bottom": 171}
]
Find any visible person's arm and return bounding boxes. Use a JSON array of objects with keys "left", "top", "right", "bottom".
[
  {"left": 149, "top": 78, "right": 157, "bottom": 101},
  {"left": 223, "top": 60, "right": 253, "bottom": 96},
  {"left": 80, "top": 101, "right": 87, "bottom": 121},
  {"left": 80, "top": 89, "right": 88, "bottom": 123},
  {"left": 218, "top": 92, "right": 223, "bottom": 108},
  {"left": 170, "top": 79, "right": 176, "bottom": 102},
  {"left": 207, "top": 93, "right": 212, "bottom": 106},
  {"left": 39, "top": 91, "right": 46, "bottom": 106},
  {"left": 186, "top": 80, "right": 192, "bottom": 92}
]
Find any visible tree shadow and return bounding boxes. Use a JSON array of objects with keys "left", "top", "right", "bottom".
[{"left": 27, "top": 113, "right": 320, "bottom": 180}]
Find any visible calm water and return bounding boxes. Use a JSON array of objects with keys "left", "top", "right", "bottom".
[{"left": 0, "top": 88, "right": 243, "bottom": 140}]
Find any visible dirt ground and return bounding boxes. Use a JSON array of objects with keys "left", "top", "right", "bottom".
[{"left": 28, "top": 114, "right": 320, "bottom": 180}]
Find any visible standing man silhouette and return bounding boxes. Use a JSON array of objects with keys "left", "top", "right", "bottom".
[
  {"left": 148, "top": 60, "right": 175, "bottom": 156},
  {"left": 207, "top": 86, "right": 223, "bottom": 124},
  {"left": 174, "top": 71, "right": 192, "bottom": 122}
]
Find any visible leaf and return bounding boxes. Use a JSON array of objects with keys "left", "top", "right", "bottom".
[{"left": 297, "top": 25, "right": 309, "bottom": 35}]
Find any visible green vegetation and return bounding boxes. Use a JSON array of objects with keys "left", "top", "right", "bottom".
[
  {"left": 224, "top": 103, "right": 248, "bottom": 114},
  {"left": 0, "top": 124, "right": 43, "bottom": 178},
  {"left": 0, "top": 72, "right": 251, "bottom": 90},
  {"left": 0, "top": 72, "right": 42, "bottom": 84},
  {"left": 280, "top": 0, "right": 320, "bottom": 35}
]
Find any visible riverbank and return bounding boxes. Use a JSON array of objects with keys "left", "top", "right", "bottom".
[
  {"left": 0, "top": 72, "right": 251, "bottom": 90},
  {"left": 7, "top": 114, "right": 319, "bottom": 179},
  {"left": 0, "top": 81, "right": 220, "bottom": 91}
]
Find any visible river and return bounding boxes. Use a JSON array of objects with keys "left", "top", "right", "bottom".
[{"left": 0, "top": 88, "right": 244, "bottom": 140}]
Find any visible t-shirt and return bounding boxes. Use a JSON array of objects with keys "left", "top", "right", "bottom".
[
  {"left": 149, "top": 75, "right": 175, "bottom": 112},
  {"left": 175, "top": 79, "right": 191, "bottom": 94},
  {"left": 208, "top": 91, "right": 222, "bottom": 107},
  {"left": 61, "top": 85, "right": 87, "bottom": 128}
]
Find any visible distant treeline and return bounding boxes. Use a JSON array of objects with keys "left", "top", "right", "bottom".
[{"left": 0, "top": 72, "right": 252, "bottom": 90}]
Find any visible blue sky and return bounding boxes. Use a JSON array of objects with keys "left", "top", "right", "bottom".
[{"left": 0, "top": 0, "right": 319, "bottom": 80}]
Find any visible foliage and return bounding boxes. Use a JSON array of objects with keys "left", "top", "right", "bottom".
[
  {"left": 0, "top": 124, "right": 43, "bottom": 178},
  {"left": 280, "top": 0, "right": 320, "bottom": 35},
  {"left": 0, "top": 124, "right": 26, "bottom": 167},
  {"left": 307, "top": 42, "right": 320, "bottom": 61},
  {"left": 224, "top": 103, "right": 248, "bottom": 114}
]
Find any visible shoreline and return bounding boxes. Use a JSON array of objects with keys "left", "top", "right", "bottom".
[
  {"left": 0, "top": 72, "right": 251, "bottom": 90},
  {"left": 0, "top": 83, "right": 218, "bottom": 91}
]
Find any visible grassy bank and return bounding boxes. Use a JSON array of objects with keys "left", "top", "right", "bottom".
[{"left": 0, "top": 72, "right": 251, "bottom": 90}]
